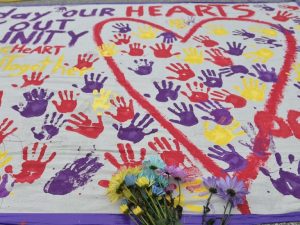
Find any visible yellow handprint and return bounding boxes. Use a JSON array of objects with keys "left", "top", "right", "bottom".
[
  {"left": 206, "top": 25, "right": 229, "bottom": 36},
  {"left": 292, "top": 63, "right": 300, "bottom": 82},
  {"left": 183, "top": 47, "right": 204, "bottom": 64},
  {"left": 98, "top": 43, "right": 118, "bottom": 57},
  {"left": 168, "top": 19, "right": 187, "bottom": 29},
  {"left": 234, "top": 78, "right": 266, "bottom": 102},
  {"left": 0, "top": 150, "right": 12, "bottom": 168},
  {"left": 249, "top": 26, "right": 278, "bottom": 37},
  {"left": 133, "top": 25, "right": 157, "bottom": 40},
  {"left": 204, "top": 120, "right": 245, "bottom": 146},
  {"left": 92, "top": 89, "right": 112, "bottom": 114},
  {"left": 243, "top": 48, "right": 274, "bottom": 63}
]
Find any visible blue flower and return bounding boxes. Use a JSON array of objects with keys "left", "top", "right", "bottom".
[
  {"left": 138, "top": 168, "right": 156, "bottom": 182},
  {"left": 143, "top": 156, "right": 166, "bottom": 170},
  {"left": 155, "top": 175, "right": 169, "bottom": 188},
  {"left": 125, "top": 175, "right": 137, "bottom": 187},
  {"left": 152, "top": 185, "right": 165, "bottom": 196},
  {"left": 203, "top": 176, "right": 218, "bottom": 194}
]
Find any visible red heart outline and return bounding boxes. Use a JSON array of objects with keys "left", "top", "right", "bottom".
[{"left": 93, "top": 17, "right": 297, "bottom": 214}]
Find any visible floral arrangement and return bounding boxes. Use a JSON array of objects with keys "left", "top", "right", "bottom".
[
  {"left": 107, "top": 156, "right": 192, "bottom": 225},
  {"left": 106, "top": 156, "right": 249, "bottom": 225}
]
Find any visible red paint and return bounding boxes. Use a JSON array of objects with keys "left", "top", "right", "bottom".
[
  {"left": 166, "top": 63, "right": 195, "bottom": 81},
  {"left": 193, "top": 35, "right": 219, "bottom": 48},
  {"left": 194, "top": 5, "right": 219, "bottom": 17},
  {"left": 66, "top": 112, "right": 104, "bottom": 139},
  {"left": 98, "top": 180, "right": 109, "bottom": 188},
  {"left": 93, "top": 17, "right": 297, "bottom": 214},
  {"left": 52, "top": 90, "right": 77, "bottom": 113},
  {"left": 280, "top": 5, "right": 299, "bottom": 11},
  {"left": 121, "top": 43, "right": 146, "bottom": 56},
  {"left": 232, "top": 5, "right": 255, "bottom": 18},
  {"left": 126, "top": 6, "right": 143, "bottom": 17},
  {"left": 205, "top": 48, "right": 233, "bottom": 67},
  {"left": 211, "top": 89, "right": 247, "bottom": 108},
  {"left": 0, "top": 118, "right": 17, "bottom": 144},
  {"left": 12, "top": 72, "right": 50, "bottom": 88},
  {"left": 4, "top": 165, "right": 12, "bottom": 174},
  {"left": 0, "top": 91, "right": 3, "bottom": 107},
  {"left": 287, "top": 110, "right": 300, "bottom": 139},
  {"left": 181, "top": 82, "right": 210, "bottom": 103},
  {"left": 104, "top": 143, "right": 146, "bottom": 169},
  {"left": 149, "top": 6, "right": 163, "bottom": 16},
  {"left": 165, "top": 6, "right": 195, "bottom": 17},
  {"left": 110, "top": 33, "right": 131, "bottom": 45},
  {"left": 13, "top": 143, "right": 56, "bottom": 184},
  {"left": 150, "top": 43, "right": 180, "bottom": 58},
  {"left": 105, "top": 96, "right": 134, "bottom": 122},
  {"left": 272, "top": 10, "right": 295, "bottom": 22},
  {"left": 74, "top": 54, "right": 99, "bottom": 70}
]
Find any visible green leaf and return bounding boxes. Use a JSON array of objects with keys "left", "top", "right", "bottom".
[
  {"left": 156, "top": 219, "right": 168, "bottom": 225},
  {"left": 207, "top": 218, "right": 216, "bottom": 225}
]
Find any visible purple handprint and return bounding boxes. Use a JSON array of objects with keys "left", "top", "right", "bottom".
[
  {"left": 113, "top": 113, "right": 158, "bottom": 143},
  {"left": 254, "top": 36, "right": 283, "bottom": 48},
  {"left": 219, "top": 42, "right": 247, "bottom": 56},
  {"left": 154, "top": 80, "right": 181, "bottom": 102},
  {"left": 233, "top": 29, "right": 255, "bottom": 40},
  {"left": 239, "top": 122, "right": 276, "bottom": 153},
  {"left": 198, "top": 69, "right": 223, "bottom": 88},
  {"left": 293, "top": 17, "right": 300, "bottom": 25},
  {"left": 208, "top": 144, "right": 247, "bottom": 172},
  {"left": 31, "top": 112, "right": 67, "bottom": 140},
  {"left": 0, "top": 174, "right": 11, "bottom": 198},
  {"left": 156, "top": 32, "right": 177, "bottom": 43},
  {"left": 44, "top": 152, "right": 103, "bottom": 195},
  {"left": 260, "top": 152, "right": 300, "bottom": 199},
  {"left": 112, "top": 23, "right": 131, "bottom": 33},
  {"left": 12, "top": 88, "right": 54, "bottom": 118},
  {"left": 219, "top": 65, "right": 254, "bottom": 77},
  {"left": 252, "top": 63, "right": 277, "bottom": 82},
  {"left": 168, "top": 102, "right": 198, "bottom": 126},
  {"left": 128, "top": 59, "right": 154, "bottom": 75},
  {"left": 254, "top": 4, "right": 275, "bottom": 11},
  {"left": 195, "top": 100, "right": 233, "bottom": 125},
  {"left": 80, "top": 73, "right": 107, "bottom": 93}
]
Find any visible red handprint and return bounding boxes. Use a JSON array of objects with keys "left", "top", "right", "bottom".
[
  {"left": 12, "top": 142, "right": 56, "bottom": 184},
  {"left": 74, "top": 54, "right": 99, "bottom": 70},
  {"left": 105, "top": 96, "right": 134, "bottom": 122},
  {"left": 148, "top": 137, "right": 199, "bottom": 174},
  {"left": 150, "top": 43, "right": 180, "bottom": 58},
  {"left": 104, "top": 143, "right": 146, "bottom": 169},
  {"left": 52, "top": 90, "right": 77, "bottom": 113},
  {"left": 272, "top": 10, "right": 296, "bottom": 22},
  {"left": 0, "top": 118, "right": 17, "bottom": 144},
  {"left": 280, "top": 5, "right": 299, "bottom": 10},
  {"left": 166, "top": 63, "right": 195, "bottom": 81},
  {"left": 65, "top": 112, "right": 104, "bottom": 139},
  {"left": 0, "top": 91, "right": 3, "bottom": 107},
  {"left": 211, "top": 89, "right": 247, "bottom": 108},
  {"left": 193, "top": 35, "right": 219, "bottom": 47},
  {"left": 181, "top": 82, "right": 210, "bottom": 103},
  {"left": 12, "top": 72, "right": 50, "bottom": 88},
  {"left": 121, "top": 43, "right": 146, "bottom": 56},
  {"left": 205, "top": 48, "right": 233, "bottom": 67},
  {"left": 110, "top": 33, "right": 131, "bottom": 45}
]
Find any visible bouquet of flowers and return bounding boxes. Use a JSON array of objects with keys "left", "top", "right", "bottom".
[{"left": 107, "top": 156, "right": 192, "bottom": 225}]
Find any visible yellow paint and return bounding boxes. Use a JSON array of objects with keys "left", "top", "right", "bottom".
[
  {"left": 0, "top": 150, "right": 12, "bottom": 168},
  {"left": 168, "top": 19, "right": 187, "bottom": 29},
  {"left": 293, "top": 63, "right": 300, "bottom": 82},
  {"left": 204, "top": 120, "right": 245, "bottom": 146},
  {"left": 92, "top": 89, "right": 112, "bottom": 115},
  {"left": 243, "top": 48, "right": 274, "bottom": 63},
  {"left": 249, "top": 26, "right": 278, "bottom": 37},
  {"left": 295, "top": 25, "right": 300, "bottom": 31},
  {"left": 234, "top": 77, "right": 267, "bottom": 102},
  {"left": 133, "top": 25, "right": 157, "bottom": 40},
  {"left": 182, "top": 47, "right": 204, "bottom": 64},
  {"left": 98, "top": 43, "right": 118, "bottom": 57},
  {"left": 206, "top": 25, "right": 229, "bottom": 36}
]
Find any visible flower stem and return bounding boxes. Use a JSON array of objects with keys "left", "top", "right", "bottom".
[
  {"left": 202, "top": 192, "right": 213, "bottom": 225},
  {"left": 221, "top": 200, "right": 232, "bottom": 225},
  {"left": 222, "top": 201, "right": 233, "bottom": 225}
]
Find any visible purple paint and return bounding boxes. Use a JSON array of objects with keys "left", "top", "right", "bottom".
[
  {"left": 12, "top": 88, "right": 54, "bottom": 118},
  {"left": 0, "top": 174, "right": 11, "bottom": 198},
  {"left": 154, "top": 80, "right": 181, "bottom": 102},
  {"left": 254, "top": 36, "right": 283, "bottom": 48},
  {"left": 252, "top": 63, "right": 278, "bottom": 82},
  {"left": 260, "top": 152, "right": 300, "bottom": 199},
  {"left": 219, "top": 42, "right": 247, "bottom": 56},
  {"left": 219, "top": 65, "right": 251, "bottom": 77},
  {"left": 44, "top": 153, "right": 103, "bottom": 195},
  {"left": 208, "top": 144, "right": 247, "bottom": 172},
  {"left": 156, "top": 31, "right": 177, "bottom": 43},
  {"left": 128, "top": 59, "right": 154, "bottom": 75},
  {"left": 195, "top": 100, "right": 233, "bottom": 125},
  {"left": 198, "top": 69, "right": 223, "bottom": 88},
  {"left": 233, "top": 29, "right": 255, "bottom": 39},
  {"left": 80, "top": 73, "right": 108, "bottom": 93},
  {"left": 112, "top": 23, "right": 131, "bottom": 33},
  {"left": 168, "top": 102, "right": 198, "bottom": 126},
  {"left": 113, "top": 113, "right": 158, "bottom": 143}
]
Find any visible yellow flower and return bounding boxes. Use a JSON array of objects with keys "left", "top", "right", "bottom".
[
  {"left": 136, "top": 177, "right": 150, "bottom": 188},
  {"left": 133, "top": 206, "right": 143, "bottom": 216},
  {"left": 107, "top": 166, "right": 141, "bottom": 202},
  {"left": 120, "top": 204, "right": 129, "bottom": 214}
]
